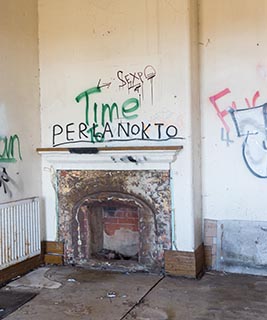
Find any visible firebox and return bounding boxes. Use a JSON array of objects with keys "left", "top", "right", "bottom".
[{"left": 57, "top": 169, "right": 172, "bottom": 272}]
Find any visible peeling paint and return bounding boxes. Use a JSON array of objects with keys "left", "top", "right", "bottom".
[{"left": 57, "top": 170, "right": 171, "bottom": 271}]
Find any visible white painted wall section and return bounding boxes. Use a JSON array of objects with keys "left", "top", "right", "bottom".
[
  {"left": 38, "top": 0, "right": 201, "bottom": 250},
  {"left": 0, "top": 1, "right": 41, "bottom": 203},
  {"left": 200, "top": 0, "right": 267, "bottom": 222}
]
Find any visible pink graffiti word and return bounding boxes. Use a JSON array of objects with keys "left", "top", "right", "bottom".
[{"left": 209, "top": 89, "right": 260, "bottom": 132}]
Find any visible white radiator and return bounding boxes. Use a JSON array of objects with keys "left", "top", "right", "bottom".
[{"left": 0, "top": 197, "right": 40, "bottom": 270}]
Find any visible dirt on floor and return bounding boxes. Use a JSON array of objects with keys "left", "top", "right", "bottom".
[{"left": 1, "top": 266, "right": 267, "bottom": 320}]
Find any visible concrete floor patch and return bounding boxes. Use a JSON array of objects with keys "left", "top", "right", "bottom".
[{"left": 7, "top": 268, "right": 62, "bottom": 290}]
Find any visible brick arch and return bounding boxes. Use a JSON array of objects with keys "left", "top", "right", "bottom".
[
  {"left": 57, "top": 170, "right": 172, "bottom": 272},
  {"left": 70, "top": 191, "right": 160, "bottom": 270}
]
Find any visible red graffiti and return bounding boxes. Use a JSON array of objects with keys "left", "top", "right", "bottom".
[
  {"left": 209, "top": 89, "right": 260, "bottom": 132},
  {"left": 252, "top": 91, "right": 260, "bottom": 107},
  {"left": 209, "top": 88, "right": 231, "bottom": 132}
]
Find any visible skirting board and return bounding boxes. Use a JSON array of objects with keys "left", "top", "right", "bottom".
[
  {"left": 42, "top": 241, "right": 64, "bottom": 266},
  {"left": 164, "top": 244, "right": 204, "bottom": 278},
  {"left": 0, "top": 255, "right": 42, "bottom": 286}
]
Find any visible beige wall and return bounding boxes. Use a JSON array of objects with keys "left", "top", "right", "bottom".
[
  {"left": 199, "top": 0, "right": 267, "bottom": 275},
  {"left": 200, "top": 0, "right": 267, "bottom": 221},
  {"left": 0, "top": 0, "right": 41, "bottom": 201},
  {"left": 38, "top": 0, "right": 201, "bottom": 250},
  {"left": 0, "top": 0, "right": 266, "bottom": 272},
  {"left": 38, "top": 0, "right": 188, "bottom": 147},
  {"left": 1, "top": 0, "right": 267, "bottom": 273}
]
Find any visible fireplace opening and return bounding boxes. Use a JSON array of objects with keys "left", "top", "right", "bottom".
[
  {"left": 58, "top": 170, "right": 172, "bottom": 272},
  {"left": 101, "top": 205, "right": 139, "bottom": 261},
  {"left": 71, "top": 196, "right": 146, "bottom": 268},
  {"left": 85, "top": 203, "right": 140, "bottom": 262},
  {"left": 67, "top": 191, "right": 165, "bottom": 271}
]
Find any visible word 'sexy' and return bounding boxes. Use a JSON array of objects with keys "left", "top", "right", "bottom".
[{"left": 117, "top": 65, "right": 156, "bottom": 103}]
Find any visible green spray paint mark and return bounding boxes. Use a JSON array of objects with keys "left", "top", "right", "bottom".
[
  {"left": 75, "top": 86, "right": 101, "bottom": 125},
  {"left": 122, "top": 98, "right": 139, "bottom": 120},
  {"left": 0, "top": 134, "right": 22, "bottom": 163},
  {"left": 75, "top": 86, "right": 140, "bottom": 143},
  {"left": 101, "top": 103, "right": 119, "bottom": 126}
]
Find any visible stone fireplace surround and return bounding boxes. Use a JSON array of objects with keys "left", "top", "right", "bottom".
[
  {"left": 38, "top": 146, "right": 181, "bottom": 272},
  {"left": 58, "top": 170, "right": 171, "bottom": 271}
]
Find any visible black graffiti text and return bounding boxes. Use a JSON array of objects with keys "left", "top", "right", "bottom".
[{"left": 52, "top": 121, "right": 181, "bottom": 147}]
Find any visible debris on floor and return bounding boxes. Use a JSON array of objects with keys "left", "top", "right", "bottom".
[{"left": 2, "top": 266, "right": 267, "bottom": 320}]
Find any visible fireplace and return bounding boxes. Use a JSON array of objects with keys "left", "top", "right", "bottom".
[
  {"left": 38, "top": 146, "right": 181, "bottom": 272},
  {"left": 57, "top": 169, "right": 172, "bottom": 271}
]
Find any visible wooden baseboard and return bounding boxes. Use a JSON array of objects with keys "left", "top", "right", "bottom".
[
  {"left": 42, "top": 241, "right": 64, "bottom": 265},
  {"left": 0, "top": 255, "right": 42, "bottom": 286},
  {"left": 44, "top": 254, "right": 63, "bottom": 265},
  {"left": 164, "top": 244, "right": 204, "bottom": 278},
  {"left": 42, "top": 241, "right": 64, "bottom": 254}
]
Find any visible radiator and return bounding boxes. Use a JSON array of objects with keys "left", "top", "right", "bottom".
[{"left": 0, "top": 197, "right": 40, "bottom": 270}]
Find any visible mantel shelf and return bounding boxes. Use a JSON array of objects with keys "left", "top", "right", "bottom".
[
  {"left": 37, "top": 145, "right": 183, "bottom": 170},
  {"left": 36, "top": 146, "right": 183, "bottom": 153}
]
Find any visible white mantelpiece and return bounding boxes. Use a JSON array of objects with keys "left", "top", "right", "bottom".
[
  {"left": 38, "top": 146, "right": 182, "bottom": 242},
  {"left": 37, "top": 146, "right": 182, "bottom": 171}
]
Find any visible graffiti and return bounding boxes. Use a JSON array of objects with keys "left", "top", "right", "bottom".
[
  {"left": 75, "top": 86, "right": 140, "bottom": 127},
  {"left": 52, "top": 121, "right": 180, "bottom": 147},
  {"left": 0, "top": 134, "right": 22, "bottom": 163},
  {"left": 97, "top": 78, "right": 111, "bottom": 89},
  {"left": 209, "top": 88, "right": 260, "bottom": 133},
  {"left": 221, "top": 128, "right": 234, "bottom": 146},
  {"left": 74, "top": 86, "right": 141, "bottom": 143},
  {"left": 95, "top": 65, "right": 156, "bottom": 104},
  {"left": 117, "top": 65, "right": 156, "bottom": 104},
  {"left": 52, "top": 64, "right": 181, "bottom": 146},
  {"left": 209, "top": 86, "right": 267, "bottom": 178},
  {"left": 229, "top": 103, "right": 267, "bottom": 178},
  {"left": 52, "top": 83, "right": 180, "bottom": 146},
  {"left": 0, "top": 167, "right": 9, "bottom": 194}
]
